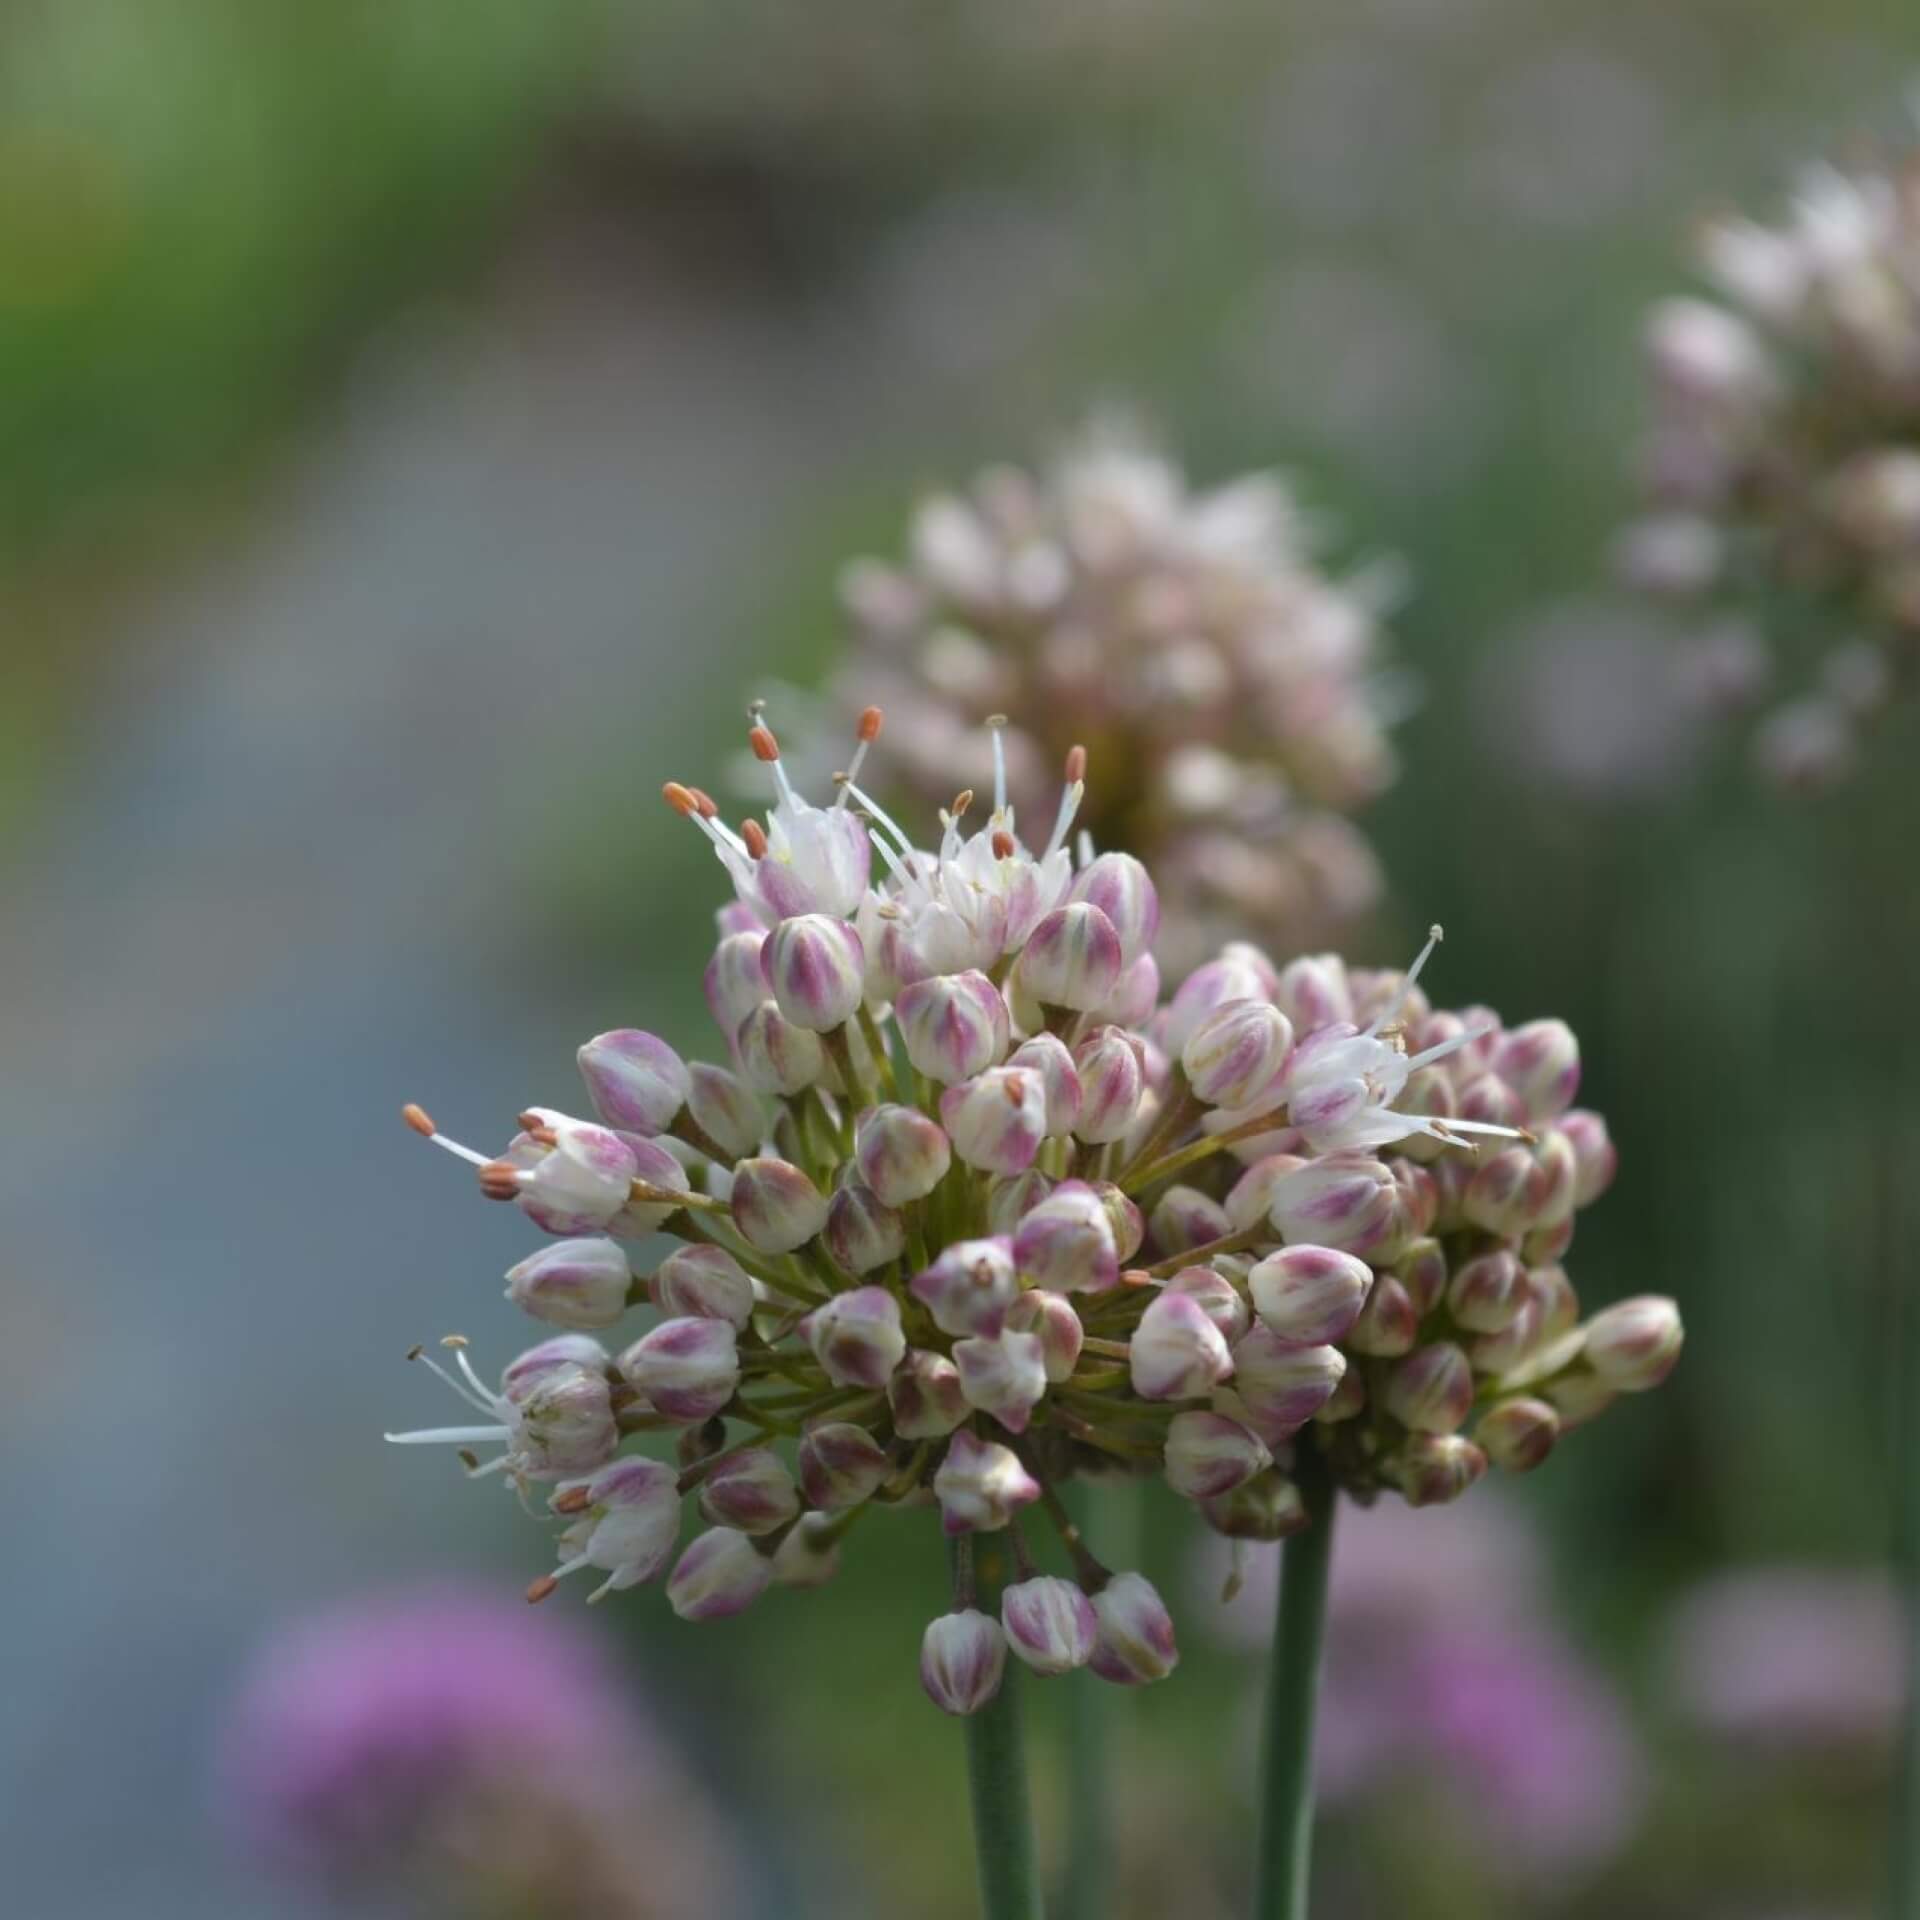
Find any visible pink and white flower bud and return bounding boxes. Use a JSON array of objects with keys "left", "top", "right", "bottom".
[
  {"left": 934, "top": 1429, "right": 1041, "bottom": 1533},
  {"left": 509, "top": 1116, "right": 640, "bottom": 1235},
  {"left": 1395, "top": 1237, "right": 1450, "bottom": 1317},
  {"left": 1166, "top": 1265, "right": 1251, "bottom": 1344},
  {"left": 1200, "top": 1469, "right": 1310, "bottom": 1541},
  {"left": 652, "top": 1243, "right": 756, "bottom": 1330},
  {"left": 896, "top": 970, "right": 1011, "bottom": 1083},
  {"left": 912, "top": 1236, "right": 1020, "bottom": 1338},
  {"left": 1183, "top": 999, "right": 1293, "bottom": 1110},
  {"left": 1013, "top": 1181, "right": 1119, "bottom": 1294},
  {"left": 921, "top": 1609, "right": 1008, "bottom": 1715},
  {"left": 854, "top": 1102, "right": 953, "bottom": 1207},
  {"left": 954, "top": 1330, "right": 1049, "bottom": 1434},
  {"left": 1089, "top": 1573, "right": 1179, "bottom": 1686},
  {"left": 1009, "top": 1033, "right": 1084, "bottom": 1136},
  {"left": 1149, "top": 1184, "right": 1234, "bottom": 1258},
  {"left": 941, "top": 1066, "right": 1047, "bottom": 1175},
  {"left": 1383, "top": 1341, "right": 1475, "bottom": 1433},
  {"left": 986, "top": 1169, "right": 1055, "bottom": 1233},
  {"left": 1069, "top": 852, "right": 1160, "bottom": 967},
  {"left": 505, "top": 1237, "right": 634, "bottom": 1330},
  {"left": 604, "top": 1131, "right": 692, "bottom": 1238},
  {"left": 1094, "top": 1183, "right": 1147, "bottom": 1263},
  {"left": 685, "top": 1061, "right": 764, "bottom": 1160},
  {"left": 698, "top": 1446, "right": 800, "bottom": 1534},
  {"left": 1228, "top": 1327, "right": 1346, "bottom": 1440},
  {"left": 1524, "top": 1214, "right": 1576, "bottom": 1268},
  {"left": 1002, "top": 1575, "right": 1099, "bottom": 1676},
  {"left": 1557, "top": 1109, "right": 1618, "bottom": 1207},
  {"left": 1017, "top": 903, "right": 1125, "bottom": 1012},
  {"left": 763, "top": 913, "right": 867, "bottom": 1032},
  {"left": 512, "top": 1364, "right": 620, "bottom": 1479},
  {"left": 1071, "top": 1026, "right": 1145, "bottom": 1143},
  {"left": 666, "top": 1526, "right": 772, "bottom": 1621},
  {"left": 705, "top": 929, "right": 768, "bottom": 1041},
  {"left": 1583, "top": 1295, "right": 1684, "bottom": 1391},
  {"left": 734, "top": 1000, "right": 827, "bottom": 1097},
  {"left": 1005, "top": 1289, "right": 1085, "bottom": 1381},
  {"left": 500, "top": 1334, "right": 609, "bottom": 1403},
  {"left": 770, "top": 1512, "right": 843, "bottom": 1589},
  {"left": 1469, "top": 1297, "right": 1545, "bottom": 1376},
  {"left": 1273, "top": 953, "right": 1353, "bottom": 1033},
  {"left": 802, "top": 1286, "right": 907, "bottom": 1388},
  {"left": 1397, "top": 1433, "right": 1487, "bottom": 1508},
  {"left": 798, "top": 1422, "right": 891, "bottom": 1509},
  {"left": 1163, "top": 1410, "right": 1272, "bottom": 1501},
  {"left": 1099, "top": 952, "right": 1162, "bottom": 1027},
  {"left": 729, "top": 1155, "right": 828, "bottom": 1253},
  {"left": 1461, "top": 1147, "right": 1536, "bottom": 1237},
  {"left": 1497, "top": 1019, "right": 1581, "bottom": 1121},
  {"left": 1315, "top": 1363, "right": 1367, "bottom": 1424},
  {"left": 1267, "top": 1152, "right": 1401, "bottom": 1257},
  {"left": 577, "top": 1029, "right": 690, "bottom": 1135},
  {"left": 1164, "top": 951, "right": 1272, "bottom": 1055},
  {"left": 823, "top": 1182, "right": 907, "bottom": 1275},
  {"left": 889, "top": 1349, "right": 970, "bottom": 1437},
  {"left": 1248, "top": 1245, "right": 1372, "bottom": 1347},
  {"left": 1476, "top": 1396, "right": 1561, "bottom": 1472},
  {"left": 1345, "top": 1274, "right": 1417, "bottom": 1356},
  {"left": 1455, "top": 1072, "right": 1529, "bottom": 1131},
  {"left": 1530, "top": 1263, "right": 1581, "bottom": 1337},
  {"left": 1544, "top": 1367, "right": 1618, "bottom": 1427},
  {"left": 1131, "top": 1290, "right": 1234, "bottom": 1401},
  {"left": 558, "top": 1457, "right": 682, "bottom": 1595},
  {"left": 1448, "top": 1248, "right": 1526, "bottom": 1333},
  {"left": 1225, "top": 1153, "right": 1307, "bottom": 1232},
  {"left": 619, "top": 1317, "right": 740, "bottom": 1424}
]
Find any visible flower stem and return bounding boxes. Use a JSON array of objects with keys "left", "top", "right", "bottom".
[
  {"left": 1252, "top": 1444, "right": 1335, "bottom": 1920},
  {"left": 954, "top": 1534, "right": 1044, "bottom": 1920}
]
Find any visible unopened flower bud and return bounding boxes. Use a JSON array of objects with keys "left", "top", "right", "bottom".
[
  {"left": 1069, "top": 852, "right": 1159, "bottom": 967},
  {"left": 1543, "top": 1366, "right": 1618, "bottom": 1427},
  {"left": 1163, "top": 1410, "right": 1272, "bottom": 1501},
  {"left": 1248, "top": 1244, "right": 1372, "bottom": 1347},
  {"left": 511, "top": 1363, "right": 620, "bottom": 1479},
  {"left": 505, "top": 1236, "right": 634, "bottom": 1330},
  {"left": 1314, "top": 1363, "right": 1367, "bottom": 1424},
  {"left": 1273, "top": 953, "right": 1352, "bottom": 1033},
  {"left": 1383, "top": 1341, "right": 1474, "bottom": 1433},
  {"left": 896, "top": 970, "right": 1011, "bottom": 1083},
  {"left": 1225, "top": 1154, "right": 1306, "bottom": 1232},
  {"left": 729, "top": 1155, "right": 828, "bottom": 1253},
  {"left": 1072, "top": 1026, "right": 1145, "bottom": 1143},
  {"left": 1093, "top": 1183, "right": 1147, "bottom": 1263},
  {"left": 652, "top": 1243, "right": 756, "bottom": 1330},
  {"left": 1583, "top": 1295, "right": 1684, "bottom": 1391},
  {"left": 912, "top": 1236, "right": 1019, "bottom": 1338},
  {"left": 954, "top": 1330, "right": 1049, "bottom": 1434},
  {"left": 508, "top": 1115, "right": 640, "bottom": 1236},
  {"left": 1523, "top": 1214, "right": 1576, "bottom": 1267},
  {"left": 941, "top": 1066, "right": 1047, "bottom": 1174},
  {"left": 578, "top": 1029, "right": 690, "bottom": 1135},
  {"left": 1229, "top": 1327, "right": 1345, "bottom": 1439},
  {"left": 854, "top": 1102, "right": 952, "bottom": 1207},
  {"left": 771, "top": 1511, "right": 843, "bottom": 1589},
  {"left": 934, "top": 1429, "right": 1041, "bottom": 1533},
  {"left": 500, "top": 1334, "right": 609, "bottom": 1403},
  {"left": 1468, "top": 1297, "right": 1545, "bottom": 1375},
  {"left": 1347, "top": 1272, "right": 1417, "bottom": 1356},
  {"left": 1455, "top": 1072, "right": 1529, "bottom": 1132},
  {"left": 1530, "top": 1263, "right": 1581, "bottom": 1337},
  {"left": 1476, "top": 1396, "right": 1561, "bottom": 1472},
  {"left": 1165, "top": 1265, "right": 1251, "bottom": 1344},
  {"left": 823, "top": 1181, "right": 907, "bottom": 1275},
  {"left": 1461, "top": 1147, "right": 1536, "bottom": 1237},
  {"left": 763, "top": 913, "right": 867, "bottom": 1032},
  {"left": 1645, "top": 295, "right": 1772, "bottom": 405},
  {"left": 1002, "top": 1575, "right": 1099, "bottom": 1676},
  {"left": 1183, "top": 999, "right": 1293, "bottom": 1110},
  {"left": 1009, "top": 1032, "right": 1084, "bottom": 1136},
  {"left": 1497, "top": 1019, "right": 1581, "bottom": 1121},
  {"left": 1398, "top": 1433, "right": 1487, "bottom": 1508},
  {"left": 1089, "top": 1572, "right": 1179, "bottom": 1686},
  {"left": 1200, "top": 1468, "right": 1310, "bottom": 1541},
  {"left": 889, "top": 1349, "right": 970, "bottom": 1437},
  {"left": 1099, "top": 952, "right": 1161, "bottom": 1026},
  {"left": 735, "top": 1000, "right": 827, "bottom": 1097},
  {"left": 699, "top": 1446, "right": 801, "bottom": 1534},
  {"left": 1448, "top": 1248, "right": 1526, "bottom": 1333},
  {"left": 1557, "top": 1110, "right": 1617, "bottom": 1207},
  {"left": 705, "top": 929, "right": 768, "bottom": 1040},
  {"left": 986, "top": 1168, "right": 1055, "bottom": 1233},
  {"left": 1005, "top": 1289, "right": 1085, "bottom": 1381},
  {"left": 1018, "top": 903, "right": 1125, "bottom": 1011},
  {"left": 1013, "top": 1181, "right": 1118, "bottom": 1294},
  {"left": 1267, "top": 1153, "right": 1401, "bottom": 1257},
  {"left": 1149, "top": 1184, "right": 1234, "bottom": 1258},
  {"left": 560, "top": 1456, "right": 682, "bottom": 1593},
  {"left": 1131, "top": 1290, "right": 1234, "bottom": 1401},
  {"left": 685, "top": 1061, "right": 764, "bottom": 1160},
  {"left": 1395, "top": 1237, "right": 1449, "bottom": 1316},
  {"left": 619, "top": 1317, "right": 740, "bottom": 1424},
  {"left": 798, "top": 1422, "right": 891, "bottom": 1509},
  {"left": 803, "top": 1286, "right": 907, "bottom": 1388},
  {"left": 1164, "top": 951, "right": 1273, "bottom": 1054},
  {"left": 667, "top": 1526, "right": 772, "bottom": 1621},
  {"left": 920, "top": 1609, "right": 1008, "bottom": 1714}
]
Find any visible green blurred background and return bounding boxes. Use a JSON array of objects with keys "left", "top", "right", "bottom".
[{"left": 5, "top": 3, "right": 1917, "bottom": 1915}]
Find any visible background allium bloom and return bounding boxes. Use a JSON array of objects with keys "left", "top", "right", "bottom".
[
  {"left": 215, "top": 1585, "right": 739, "bottom": 1918},
  {"left": 1624, "top": 124, "right": 1920, "bottom": 786},
  {"left": 835, "top": 424, "right": 1400, "bottom": 965}
]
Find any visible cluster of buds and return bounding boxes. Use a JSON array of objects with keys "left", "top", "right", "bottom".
[
  {"left": 1622, "top": 125, "right": 1920, "bottom": 785},
  {"left": 834, "top": 425, "right": 1399, "bottom": 966},
  {"left": 387, "top": 704, "right": 1680, "bottom": 1716}
]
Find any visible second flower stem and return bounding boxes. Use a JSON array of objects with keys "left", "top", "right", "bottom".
[{"left": 1252, "top": 1445, "right": 1336, "bottom": 1920}]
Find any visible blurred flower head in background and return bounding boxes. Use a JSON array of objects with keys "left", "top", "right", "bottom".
[
  {"left": 835, "top": 423, "right": 1403, "bottom": 969},
  {"left": 216, "top": 1584, "right": 739, "bottom": 1918}
]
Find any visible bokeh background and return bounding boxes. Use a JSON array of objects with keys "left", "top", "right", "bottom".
[{"left": 7, "top": 3, "right": 1919, "bottom": 1915}]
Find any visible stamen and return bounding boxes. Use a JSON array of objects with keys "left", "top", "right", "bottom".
[
  {"left": 551, "top": 1485, "right": 593, "bottom": 1515},
  {"left": 406, "top": 1345, "right": 501, "bottom": 1418},
  {"left": 406, "top": 1109, "right": 493, "bottom": 1171},
  {"left": 748, "top": 721, "right": 798, "bottom": 809},
  {"left": 952, "top": 789, "right": 974, "bottom": 818},
  {"left": 662, "top": 782, "right": 699, "bottom": 817},
  {"left": 384, "top": 1424, "right": 510, "bottom": 1446},
  {"left": 1065, "top": 743, "right": 1087, "bottom": 784},
  {"left": 835, "top": 705, "right": 885, "bottom": 808},
  {"left": 688, "top": 788, "right": 719, "bottom": 819},
  {"left": 741, "top": 819, "right": 768, "bottom": 860},
  {"left": 987, "top": 714, "right": 1009, "bottom": 815},
  {"left": 402, "top": 1103, "right": 436, "bottom": 1137},
  {"left": 526, "top": 1574, "right": 560, "bottom": 1605},
  {"left": 1075, "top": 828, "right": 1094, "bottom": 870},
  {"left": 991, "top": 829, "right": 1016, "bottom": 860},
  {"left": 1367, "top": 924, "right": 1445, "bottom": 1038},
  {"left": 1041, "top": 772, "right": 1085, "bottom": 863},
  {"left": 840, "top": 778, "right": 925, "bottom": 886},
  {"left": 1404, "top": 1022, "right": 1491, "bottom": 1074},
  {"left": 478, "top": 1162, "right": 523, "bottom": 1202}
]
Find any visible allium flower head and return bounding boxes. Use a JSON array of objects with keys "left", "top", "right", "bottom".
[
  {"left": 385, "top": 702, "right": 1676, "bottom": 1712},
  {"left": 835, "top": 424, "right": 1401, "bottom": 965}
]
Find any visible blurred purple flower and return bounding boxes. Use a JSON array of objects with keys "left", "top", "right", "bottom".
[{"left": 1662, "top": 1566, "right": 1903, "bottom": 1748}]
